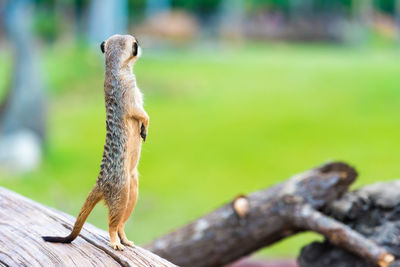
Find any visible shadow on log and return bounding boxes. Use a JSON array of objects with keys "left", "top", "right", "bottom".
[
  {"left": 0, "top": 187, "right": 176, "bottom": 267},
  {"left": 147, "top": 162, "right": 395, "bottom": 267}
]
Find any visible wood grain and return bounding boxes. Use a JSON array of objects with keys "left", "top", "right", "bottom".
[{"left": 0, "top": 187, "right": 176, "bottom": 267}]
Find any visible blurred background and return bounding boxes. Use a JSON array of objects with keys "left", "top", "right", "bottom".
[{"left": 0, "top": 0, "right": 400, "bottom": 262}]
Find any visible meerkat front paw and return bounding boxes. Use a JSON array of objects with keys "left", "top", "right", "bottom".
[
  {"left": 140, "top": 124, "right": 147, "bottom": 141},
  {"left": 111, "top": 241, "right": 125, "bottom": 251}
]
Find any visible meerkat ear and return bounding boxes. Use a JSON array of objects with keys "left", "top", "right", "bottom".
[
  {"left": 100, "top": 41, "right": 105, "bottom": 54},
  {"left": 133, "top": 42, "right": 138, "bottom": 57}
]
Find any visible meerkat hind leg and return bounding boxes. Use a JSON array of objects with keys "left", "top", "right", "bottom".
[
  {"left": 118, "top": 172, "right": 139, "bottom": 247},
  {"left": 107, "top": 186, "right": 129, "bottom": 251}
]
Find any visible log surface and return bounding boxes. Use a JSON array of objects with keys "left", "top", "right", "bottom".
[{"left": 0, "top": 187, "right": 176, "bottom": 267}]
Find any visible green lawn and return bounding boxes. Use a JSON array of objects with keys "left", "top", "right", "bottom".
[{"left": 1, "top": 42, "right": 400, "bottom": 257}]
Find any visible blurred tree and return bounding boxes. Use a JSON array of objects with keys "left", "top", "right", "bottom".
[
  {"left": 351, "top": 0, "right": 373, "bottom": 44},
  {"left": 0, "top": 0, "right": 46, "bottom": 172},
  {"left": 88, "top": 0, "right": 128, "bottom": 43},
  {"left": 74, "top": 0, "right": 87, "bottom": 38},
  {"left": 146, "top": 0, "right": 171, "bottom": 18},
  {"left": 376, "top": 0, "right": 395, "bottom": 14},
  {"left": 290, "top": 0, "right": 313, "bottom": 18},
  {"left": 171, "top": 0, "right": 221, "bottom": 14},
  {"left": 396, "top": 0, "right": 400, "bottom": 38},
  {"left": 219, "top": 0, "right": 244, "bottom": 39},
  {"left": 353, "top": 0, "right": 373, "bottom": 25}
]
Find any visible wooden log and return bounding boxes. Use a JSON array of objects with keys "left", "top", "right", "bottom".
[
  {"left": 147, "top": 162, "right": 394, "bottom": 267},
  {"left": 0, "top": 187, "right": 176, "bottom": 267},
  {"left": 299, "top": 180, "right": 400, "bottom": 267},
  {"left": 289, "top": 205, "right": 394, "bottom": 267}
]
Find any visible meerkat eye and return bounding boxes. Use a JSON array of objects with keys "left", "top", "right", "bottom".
[
  {"left": 133, "top": 42, "right": 138, "bottom": 57},
  {"left": 100, "top": 41, "right": 105, "bottom": 54}
]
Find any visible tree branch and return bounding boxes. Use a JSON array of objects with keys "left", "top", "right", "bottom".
[{"left": 148, "top": 162, "right": 392, "bottom": 267}]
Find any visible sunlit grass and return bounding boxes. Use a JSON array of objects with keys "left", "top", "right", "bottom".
[{"left": 1, "top": 42, "right": 400, "bottom": 257}]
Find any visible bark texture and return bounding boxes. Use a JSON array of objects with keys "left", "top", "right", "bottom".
[
  {"left": 0, "top": 187, "right": 176, "bottom": 267},
  {"left": 147, "top": 162, "right": 394, "bottom": 267}
]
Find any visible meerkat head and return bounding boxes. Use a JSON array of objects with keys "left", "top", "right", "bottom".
[{"left": 100, "top": 34, "right": 141, "bottom": 69}]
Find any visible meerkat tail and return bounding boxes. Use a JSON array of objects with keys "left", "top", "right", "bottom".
[{"left": 42, "top": 186, "right": 102, "bottom": 243}]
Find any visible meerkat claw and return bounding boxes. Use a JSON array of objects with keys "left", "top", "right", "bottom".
[
  {"left": 111, "top": 242, "right": 125, "bottom": 251},
  {"left": 121, "top": 239, "right": 135, "bottom": 247},
  {"left": 140, "top": 124, "right": 147, "bottom": 141}
]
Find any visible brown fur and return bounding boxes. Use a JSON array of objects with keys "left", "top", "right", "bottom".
[{"left": 43, "top": 34, "right": 148, "bottom": 250}]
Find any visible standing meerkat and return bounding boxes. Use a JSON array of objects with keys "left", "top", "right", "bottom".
[{"left": 43, "top": 34, "right": 149, "bottom": 251}]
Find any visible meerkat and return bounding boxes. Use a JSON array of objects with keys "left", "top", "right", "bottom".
[{"left": 42, "top": 34, "right": 149, "bottom": 251}]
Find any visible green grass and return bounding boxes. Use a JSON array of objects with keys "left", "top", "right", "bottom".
[{"left": 1, "top": 42, "right": 400, "bottom": 258}]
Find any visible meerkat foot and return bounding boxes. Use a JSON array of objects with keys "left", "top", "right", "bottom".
[
  {"left": 111, "top": 241, "right": 125, "bottom": 251},
  {"left": 140, "top": 124, "right": 147, "bottom": 141},
  {"left": 121, "top": 239, "right": 135, "bottom": 247}
]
